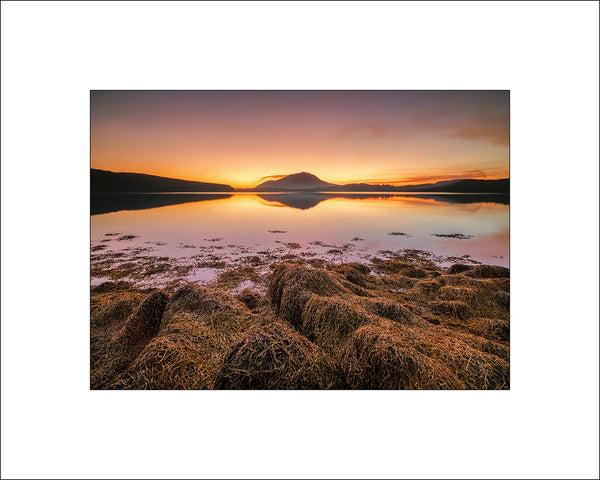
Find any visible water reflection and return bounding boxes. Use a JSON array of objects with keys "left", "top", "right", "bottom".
[
  {"left": 257, "top": 192, "right": 509, "bottom": 209},
  {"left": 91, "top": 192, "right": 509, "bottom": 267},
  {"left": 91, "top": 192, "right": 233, "bottom": 215},
  {"left": 92, "top": 191, "right": 509, "bottom": 215}
]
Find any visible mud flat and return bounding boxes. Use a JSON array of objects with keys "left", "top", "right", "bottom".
[{"left": 91, "top": 252, "right": 509, "bottom": 390}]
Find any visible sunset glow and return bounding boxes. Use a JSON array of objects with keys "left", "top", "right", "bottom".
[{"left": 91, "top": 91, "right": 509, "bottom": 188}]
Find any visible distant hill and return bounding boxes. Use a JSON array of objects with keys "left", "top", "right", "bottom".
[
  {"left": 91, "top": 169, "right": 234, "bottom": 193},
  {"left": 417, "top": 178, "right": 509, "bottom": 193},
  {"left": 326, "top": 178, "right": 509, "bottom": 193},
  {"left": 241, "top": 172, "right": 509, "bottom": 194},
  {"left": 253, "top": 172, "right": 336, "bottom": 191}
]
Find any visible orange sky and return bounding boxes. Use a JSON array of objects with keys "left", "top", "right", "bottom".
[{"left": 91, "top": 91, "right": 509, "bottom": 188}]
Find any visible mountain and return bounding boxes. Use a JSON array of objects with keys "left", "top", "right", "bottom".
[
  {"left": 243, "top": 172, "right": 509, "bottom": 194},
  {"left": 418, "top": 178, "right": 509, "bottom": 193},
  {"left": 91, "top": 169, "right": 234, "bottom": 193},
  {"left": 325, "top": 178, "right": 508, "bottom": 193},
  {"left": 253, "top": 172, "right": 336, "bottom": 191}
]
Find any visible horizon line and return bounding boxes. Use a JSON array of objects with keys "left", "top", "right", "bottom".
[{"left": 91, "top": 167, "right": 508, "bottom": 189}]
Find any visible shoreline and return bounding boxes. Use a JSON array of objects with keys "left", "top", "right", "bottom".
[{"left": 91, "top": 234, "right": 505, "bottom": 291}]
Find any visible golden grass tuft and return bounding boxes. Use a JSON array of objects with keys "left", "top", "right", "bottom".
[
  {"left": 91, "top": 293, "right": 142, "bottom": 328},
  {"left": 439, "top": 285, "right": 476, "bottom": 301},
  {"left": 342, "top": 320, "right": 508, "bottom": 389},
  {"left": 269, "top": 263, "right": 356, "bottom": 328},
  {"left": 91, "top": 290, "right": 168, "bottom": 389},
  {"left": 236, "top": 289, "right": 261, "bottom": 309},
  {"left": 91, "top": 285, "right": 260, "bottom": 389},
  {"left": 429, "top": 300, "right": 471, "bottom": 320},
  {"left": 381, "top": 274, "right": 417, "bottom": 291},
  {"left": 494, "top": 290, "right": 510, "bottom": 310},
  {"left": 91, "top": 280, "right": 134, "bottom": 294},
  {"left": 333, "top": 263, "right": 371, "bottom": 287},
  {"left": 115, "top": 322, "right": 223, "bottom": 389},
  {"left": 214, "top": 322, "right": 340, "bottom": 389},
  {"left": 342, "top": 323, "right": 464, "bottom": 389},
  {"left": 372, "top": 259, "right": 429, "bottom": 278},
  {"left": 463, "top": 317, "right": 510, "bottom": 342},
  {"left": 300, "top": 295, "right": 375, "bottom": 352},
  {"left": 446, "top": 263, "right": 473, "bottom": 275},
  {"left": 162, "top": 284, "right": 252, "bottom": 332},
  {"left": 414, "top": 278, "right": 444, "bottom": 296},
  {"left": 465, "top": 264, "right": 510, "bottom": 278},
  {"left": 358, "top": 297, "right": 421, "bottom": 326},
  {"left": 116, "top": 291, "right": 169, "bottom": 350}
]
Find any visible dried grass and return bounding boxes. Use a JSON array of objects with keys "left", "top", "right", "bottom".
[
  {"left": 465, "top": 264, "right": 510, "bottom": 278},
  {"left": 115, "top": 322, "right": 223, "bottom": 389},
  {"left": 342, "top": 323, "right": 464, "bottom": 389},
  {"left": 343, "top": 320, "right": 508, "bottom": 389},
  {"left": 300, "top": 295, "right": 375, "bottom": 352},
  {"left": 214, "top": 322, "right": 339, "bottom": 389},
  {"left": 91, "top": 257, "right": 509, "bottom": 390}
]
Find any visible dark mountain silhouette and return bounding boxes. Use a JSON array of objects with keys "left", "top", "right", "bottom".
[
  {"left": 323, "top": 178, "right": 509, "bottom": 193},
  {"left": 417, "top": 178, "right": 509, "bottom": 193},
  {"left": 91, "top": 169, "right": 234, "bottom": 193},
  {"left": 241, "top": 172, "right": 509, "bottom": 194},
  {"left": 253, "top": 172, "right": 336, "bottom": 191}
]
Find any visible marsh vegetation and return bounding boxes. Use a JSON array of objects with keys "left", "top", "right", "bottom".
[{"left": 91, "top": 251, "right": 509, "bottom": 390}]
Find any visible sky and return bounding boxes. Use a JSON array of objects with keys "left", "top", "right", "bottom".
[{"left": 91, "top": 91, "right": 509, "bottom": 188}]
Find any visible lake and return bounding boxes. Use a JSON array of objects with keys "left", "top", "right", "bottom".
[{"left": 90, "top": 192, "right": 509, "bottom": 287}]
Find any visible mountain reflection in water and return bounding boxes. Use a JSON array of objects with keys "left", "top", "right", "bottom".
[
  {"left": 92, "top": 192, "right": 509, "bottom": 215},
  {"left": 257, "top": 192, "right": 509, "bottom": 210},
  {"left": 91, "top": 193, "right": 233, "bottom": 215}
]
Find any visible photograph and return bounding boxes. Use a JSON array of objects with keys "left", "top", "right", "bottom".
[{"left": 90, "top": 90, "right": 510, "bottom": 390}]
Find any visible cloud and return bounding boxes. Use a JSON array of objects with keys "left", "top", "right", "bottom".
[
  {"left": 257, "top": 174, "right": 288, "bottom": 183},
  {"left": 337, "top": 108, "right": 509, "bottom": 147},
  {"left": 445, "top": 110, "right": 509, "bottom": 146}
]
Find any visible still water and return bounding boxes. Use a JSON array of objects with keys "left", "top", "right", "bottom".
[{"left": 91, "top": 192, "right": 509, "bottom": 285}]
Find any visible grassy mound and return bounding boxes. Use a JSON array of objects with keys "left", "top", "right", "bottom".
[
  {"left": 342, "top": 323, "right": 464, "bottom": 389},
  {"left": 161, "top": 284, "right": 255, "bottom": 337},
  {"left": 269, "top": 263, "right": 353, "bottom": 328},
  {"left": 463, "top": 317, "right": 510, "bottom": 342},
  {"left": 333, "top": 263, "right": 371, "bottom": 286},
  {"left": 91, "top": 281, "right": 133, "bottom": 294},
  {"left": 465, "top": 264, "right": 510, "bottom": 278},
  {"left": 91, "top": 283, "right": 261, "bottom": 389},
  {"left": 358, "top": 297, "right": 420, "bottom": 325},
  {"left": 116, "top": 291, "right": 168, "bottom": 351},
  {"left": 91, "top": 293, "right": 142, "bottom": 328},
  {"left": 372, "top": 259, "right": 429, "bottom": 278},
  {"left": 269, "top": 263, "right": 509, "bottom": 389},
  {"left": 214, "top": 322, "right": 339, "bottom": 389},
  {"left": 429, "top": 300, "right": 471, "bottom": 320},
  {"left": 446, "top": 263, "right": 473, "bottom": 275},
  {"left": 236, "top": 289, "right": 261, "bottom": 309},
  {"left": 115, "top": 322, "right": 223, "bottom": 389},
  {"left": 300, "top": 295, "right": 375, "bottom": 351},
  {"left": 343, "top": 320, "right": 509, "bottom": 389}
]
